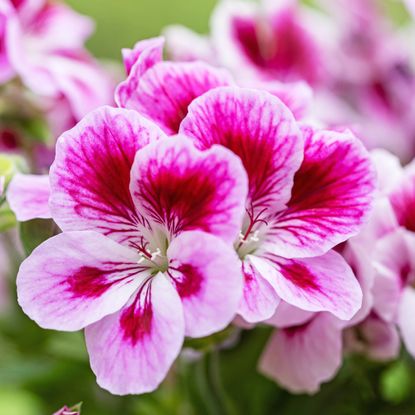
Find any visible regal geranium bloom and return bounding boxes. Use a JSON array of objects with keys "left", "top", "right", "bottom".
[
  {"left": 210, "top": 0, "right": 327, "bottom": 85},
  {"left": 116, "top": 36, "right": 313, "bottom": 140},
  {"left": 1, "top": 0, "right": 113, "bottom": 126},
  {"left": 258, "top": 220, "right": 400, "bottom": 394},
  {"left": 17, "top": 106, "right": 248, "bottom": 394},
  {"left": 180, "top": 87, "right": 375, "bottom": 323},
  {"left": 369, "top": 159, "right": 415, "bottom": 358}
]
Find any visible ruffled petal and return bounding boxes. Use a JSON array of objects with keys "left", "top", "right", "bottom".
[
  {"left": 50, "top": 106, "right": 165, "bottom": 245},
  {"left": 398, "top": 287, "right": 415, "bottom": 358},
  {"left": 85, "top": 273, "right": 184, "bottom": 395},
  {"left": 259, "top": 313, "right": 343, "bottom": 394},
  {"left": 167, "top": 230, "right": 242, "bottom": 337},
  {"left": 117, "top": 61, "right": 233, "bottom": 134},
  {"left": 121, "top": 36, "right": 164, "bottom": 76},
  {"left": 17, "top": 231, "right": 142, "bottom": 331},
  {"left": 238, "top": 255, "right": 280, "bottom": 323},
  {"left": 252, "top": 250, "right": 362, "bottom": 320},
  {"left": 180, "top": 87, "right": 303, "bottom": 213},
  {"left": 7, "top": 173, "right": 51, "bottom": 221},
  {"left": 266, "top": 127, "right": 375, "bottom": 258},
  {"left": 130, "top": 136, "right": 248, "bottom": 243}
]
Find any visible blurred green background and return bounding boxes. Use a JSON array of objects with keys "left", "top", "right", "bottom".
[{"left": 66, "top": 0, "right": 217, "bottom": 60}]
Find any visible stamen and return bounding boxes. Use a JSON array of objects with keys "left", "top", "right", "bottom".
[
  {"left": 250, "top": 231, "right": 260, "bottom": 242},
  {"left": 150, "top": 248, "right": 161, "bottom": 261}
]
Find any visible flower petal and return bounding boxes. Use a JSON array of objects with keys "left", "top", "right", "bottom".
[
  {"left": 117, "top": 61, "right": 233, "bottom": 134},
  {"left": 17, "top": 231, "right": 142, "bottom": 331},
  {"left": 50, "top": 106, "right": 165, "bottom": 245},
  {"left": 259, "top": 313, "right": 343, "bottom": 394},
  {"left": 344, "top": 313, "right": 400, "bottom": 361},
  {"left": 266, "top": 301, "right": 314, "bottom": 328},
  {"left": 252, "top": 250, "right": 362, "bottom": 320},
  {"left": 238, "top": 255, "right": 280, "bottom": 323},
  {"left": 180, "top": 87, "right": 303, "bottom": 213},
  {"left": 121, "top": 36, "right": 164, "bottom": 76},
  {"left": 85, "top": 273, "right": 184, "bottom": 395},
  {"left": 398, "top": 287, "right": 415, "bottom": 358},
  {"left": 390, "top": 163, "right": 415, "bottom": 233},
  {"left": 7, "top": 173, "right": 51, "bottom": 221},
  {"left": 167, "top": 230, "right": 242, "bottom": 337},
  {"left": 130, "top": 136, "right": 248, "bottom": 243},
  {"left": 266, "top": 127, "right": 375, "bottom": 258}
]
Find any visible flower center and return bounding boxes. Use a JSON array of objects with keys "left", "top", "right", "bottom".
[
  {"left": 235, "top": 207, "right": 268, "bottom": 259},
  {"left": 132, "top": 227, "right": 170, "bottom": 274}
]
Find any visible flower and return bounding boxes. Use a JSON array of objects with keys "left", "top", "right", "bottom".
[
  {"left": 17, "top": 106, "right": 248, "bottom": 394},
  {"left": 210, "top": 0, "right": 327, "bottom": 85},
  {"left": 117, "top": 36, "right": 313, "bottom": 133},
  {"left": 180, "top": 87, "right": 375, "bottom": 323},
  {"left": 1, "top": 0, "right": 113, "bottom": 134},
  {"left": 53, "top": 405, "right": 80, "bottom": 415}
]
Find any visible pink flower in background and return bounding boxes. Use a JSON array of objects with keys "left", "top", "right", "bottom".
[
  {"left": 53, "top": 405, "right": 80, "bottom": 415},
  {"left": 316, "top": 0, "right": 415, "bottom": 161},
  {"left": 181, "top": 87, "right": 375, "bottom": 323},
  {"left": 1, "top": 0, "right": 114, "bottom": 134},
  {"left": 210, "top": 0, "right": 327, "bottom": 85},
  {"left": 17, "top": 106, "right": 248, "bottom": 394}
]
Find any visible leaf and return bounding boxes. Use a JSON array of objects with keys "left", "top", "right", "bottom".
[
  {"left": 19, "top": 218, "right": 56, "bottom": 255},
  {"left": 380, "top": 360, "right": 412, "bottom": 404},
  {"left": 0, "top": 204, "right": 17, "bottom": 232}
]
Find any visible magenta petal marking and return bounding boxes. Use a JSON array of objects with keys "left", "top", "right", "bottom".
[
  {"left": 180, "top": 87, "right": 303, "bottom": 213},
  {"left": 50, "top": 106, "right": 166, "bottom": 245}
]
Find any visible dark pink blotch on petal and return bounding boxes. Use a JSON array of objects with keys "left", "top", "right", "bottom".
[
  {"left": 50, "top": 106, "right": 165, "bottom": 245},
  {"left": 238, "top": 257, "right": 280, "bottom": 323},
  {"left": 130, "top": 136, "right": 248, "bottom": 243},
  {"left": 166, "top": 231, "right": 243, "bottom": 337},
  {"left": 85, "top": 274, "right": 185, "bottom": 395},
  {"left": 118, "top": 61, "right": 233, "bottom": 134},
  {"left": 180, "top": 87, "right": 303, "bottom": 213},
  {"left": 267, "top": 127, "right": 375, "bottom": 258}
]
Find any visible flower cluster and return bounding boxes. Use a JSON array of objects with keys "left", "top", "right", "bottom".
[
  {"left": 2, "top": 0, "right": 415, "bottom": 402},
  {"left": 0, "top": 0, "right": 114, "bottom": 169}
]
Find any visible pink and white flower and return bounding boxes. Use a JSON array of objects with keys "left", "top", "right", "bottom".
[
  {"left": 117, "top": 36, "right": 313, "bottom": 129},
  {"left": 17, "top": 106, "right": 248, "bottom": 395},
  {"left": 180, "top": 87, "right": 375, "bottom": 323},
  {"left": 1, "top": 0, "right": 113, "bottom": 134},
  {"left": 210, "top": 0, "right": 327, "bottom": 85}
]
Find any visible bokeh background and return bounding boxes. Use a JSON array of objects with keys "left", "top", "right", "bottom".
[
  {"left": 1, "top": 1, "right": 415, "bottom": 414},
  {"left": 66, "top": 0, "right": 217, "bottom": 60}
]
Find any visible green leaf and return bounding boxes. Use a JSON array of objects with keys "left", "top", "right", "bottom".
[
  {"left": 20, "top": 117, "right": 51, "bottom": 144},
  {"left": 19, "top": 218, "right": 56, "bottom": 255},
  {"left": 0, "top": 204, "right": 17, "bottom": 232},
  {"left": 380, "top": 360, "right": 412, "bottom": 404}
]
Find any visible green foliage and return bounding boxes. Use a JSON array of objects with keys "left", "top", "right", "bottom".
[{"left": 19, "top": 219, "right": 57, "bottom": 255}]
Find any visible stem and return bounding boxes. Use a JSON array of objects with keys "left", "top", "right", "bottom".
[{"left": 208, "top": 349, "right": 238, "bottom": 415}]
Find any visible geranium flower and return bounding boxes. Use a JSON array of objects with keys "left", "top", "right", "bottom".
[
  {"left": 17, "top": 106, "right": 248, "bottom": 394},
  {"left": 258, "top": 227, "right": 399, "bottom": 394},
  {"left": 1, "top": 0, "right": 113, "bottom": 132},
  {"left": 210, "top": 0, "right": 327, "bottom": 85},
  {"left": 180, "top": 87, "right": 375, "bottom": 323},
  {"left": 116, "top": 36, "right": 313, "bottom": 132}
]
